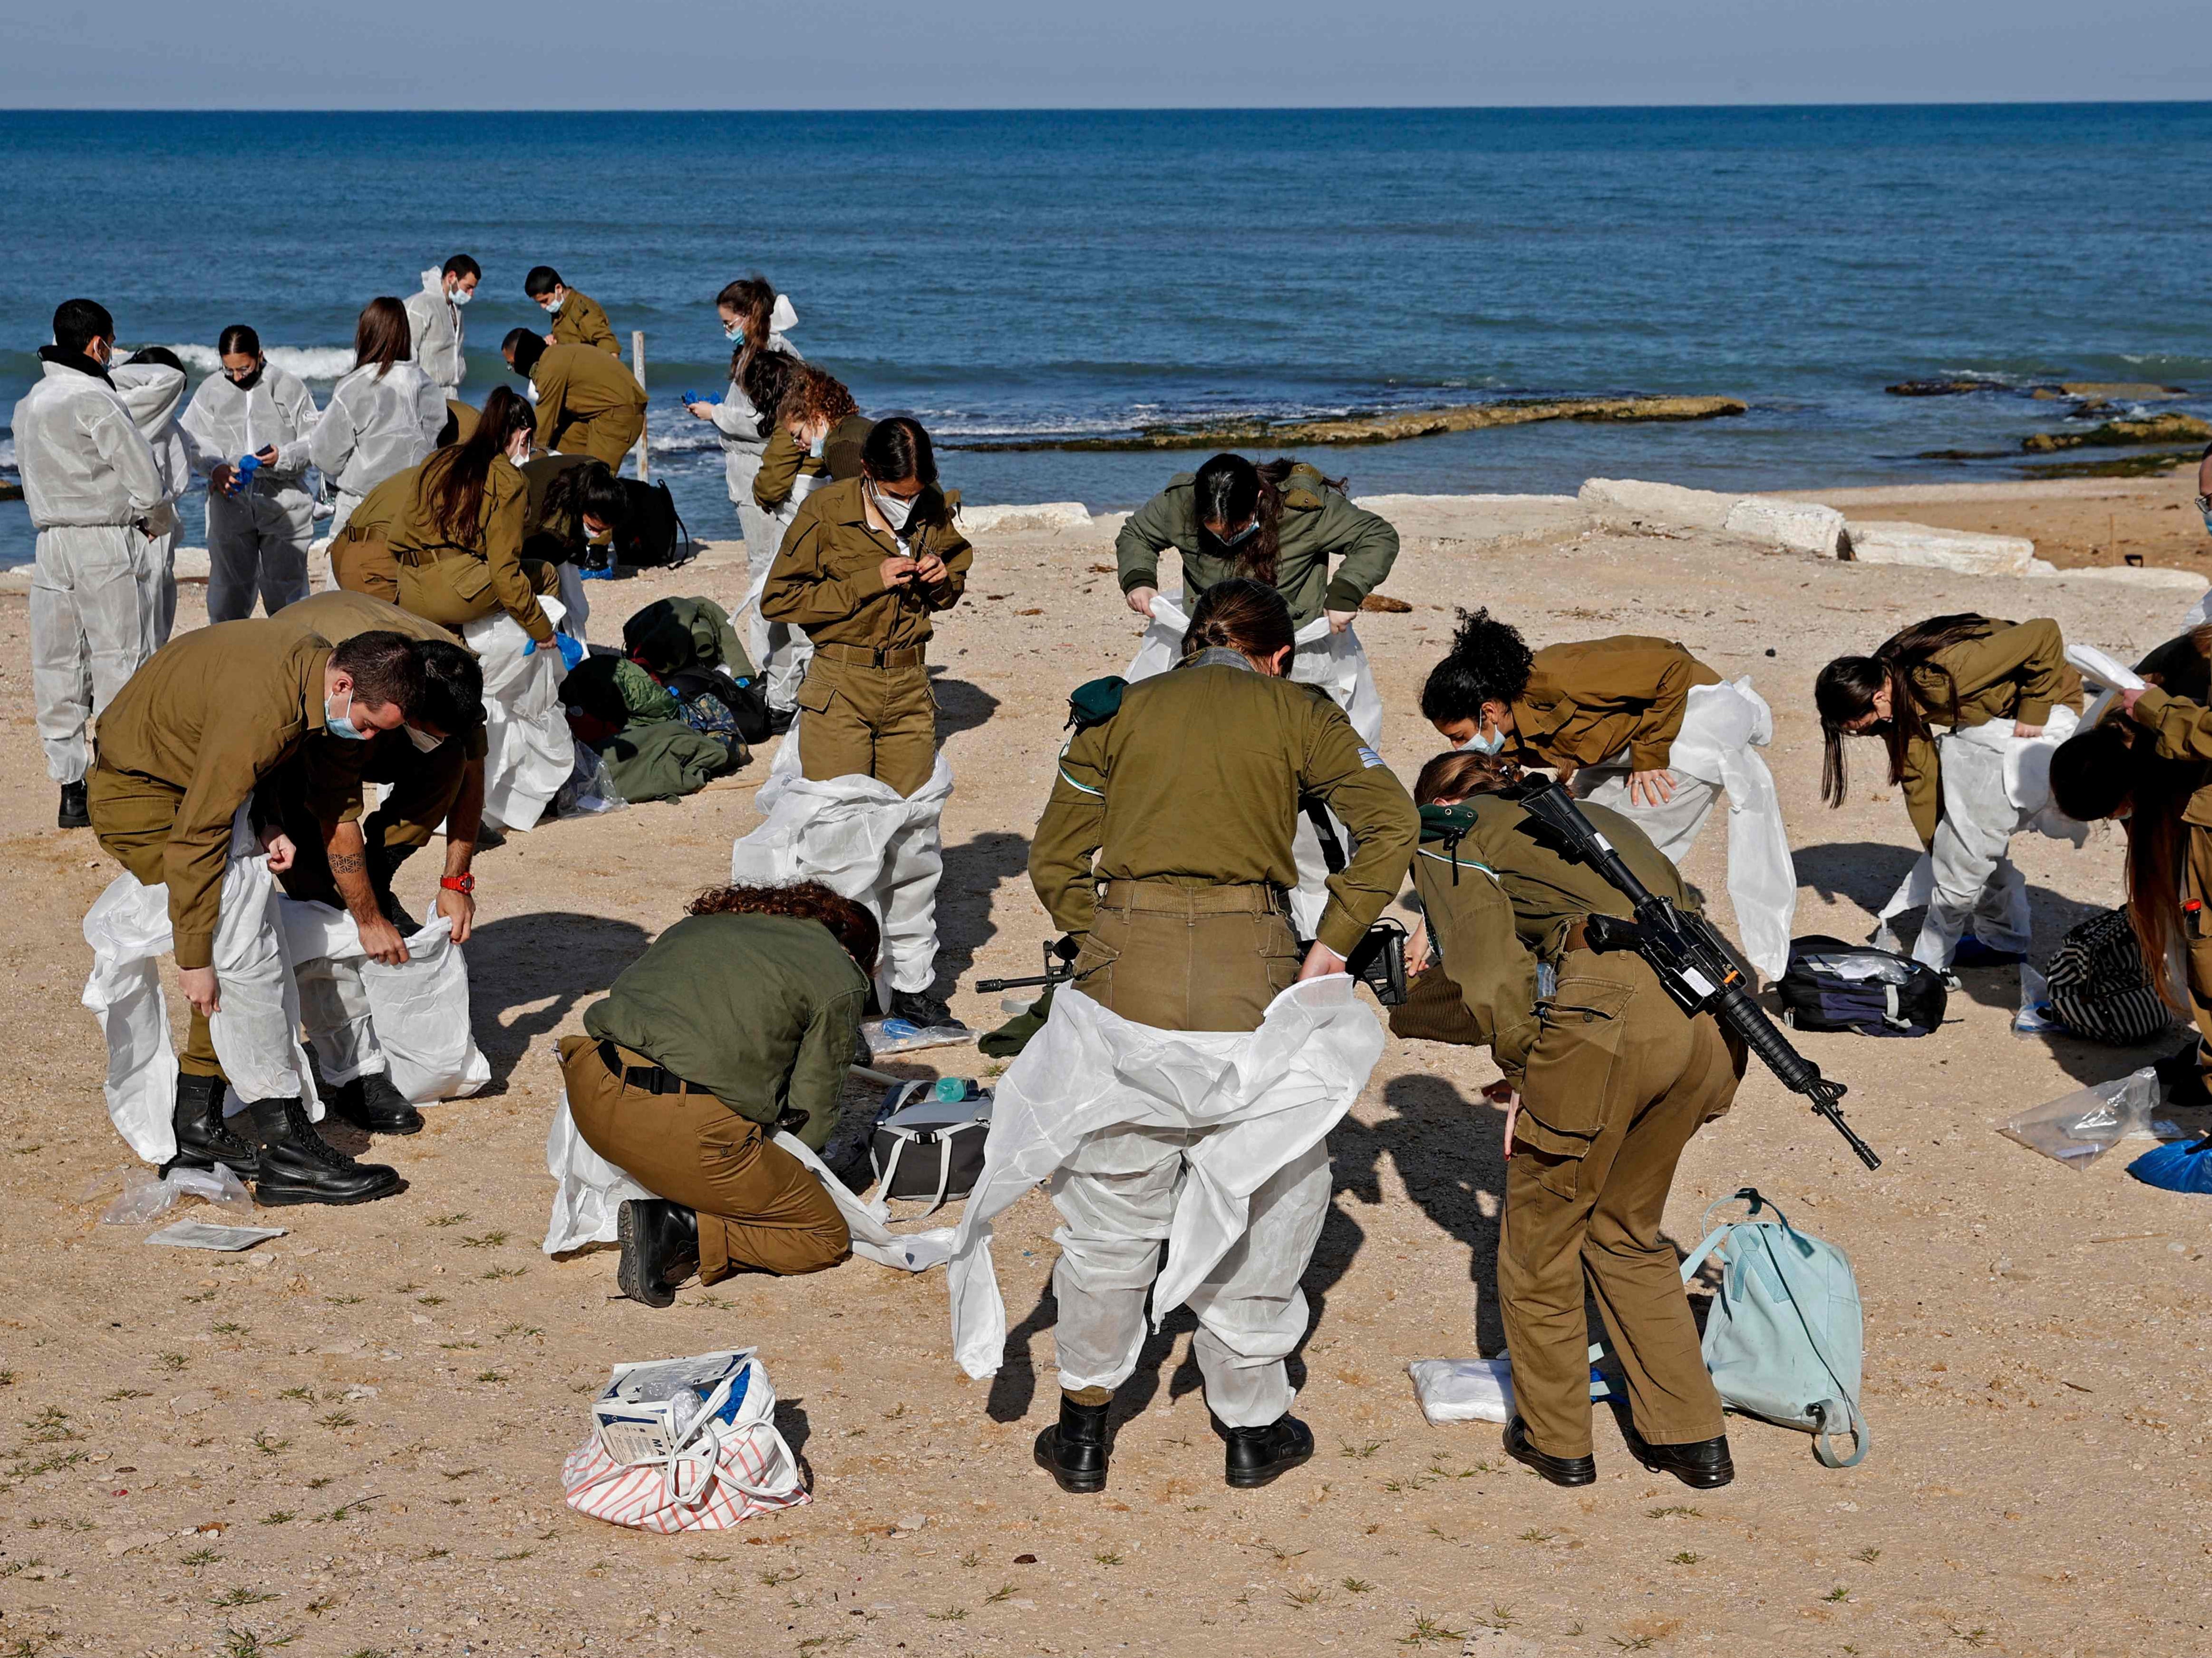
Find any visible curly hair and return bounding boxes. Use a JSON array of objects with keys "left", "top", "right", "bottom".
[
  {"left": 1413, "top": 749, "right": 1523, "bottom": 805},
  {"left": 684, "top": 880, "right": 879, "bottom": 975},
  {"left": 779, "top": 363, "right": 859, "bottom": 437},
  {"left": 1419, "top": 608, "right": 1536, "bottom": 726}
]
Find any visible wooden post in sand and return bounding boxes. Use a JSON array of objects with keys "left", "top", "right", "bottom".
[{"left": 632, "top": 330, "right": 650, "bottom": 482}]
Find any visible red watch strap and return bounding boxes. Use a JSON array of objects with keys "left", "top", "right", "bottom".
[{"left": 439, "top": 873, "right": 475, "bottom": 893}]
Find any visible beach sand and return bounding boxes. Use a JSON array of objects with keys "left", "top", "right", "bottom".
[{"left": 0, "top": 481, "right": 2204, "bottom": 1658}]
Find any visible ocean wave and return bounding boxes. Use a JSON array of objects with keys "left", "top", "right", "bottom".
[
  {"left": 0, "top": 437, "right": 14, "bottom": 471},
  {"left": 152, "top": 343, "right": 360, "bottom": 381},
  {"left": 648, "top": 427, "right": 724, "bottom": 455}
]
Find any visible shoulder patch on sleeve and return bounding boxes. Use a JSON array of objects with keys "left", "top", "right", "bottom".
[{"left": 1357, "top": 745, "right": 1386, "bottom": 769}]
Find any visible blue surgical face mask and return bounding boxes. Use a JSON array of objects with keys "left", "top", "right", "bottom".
[
  {"left": 1453, "top": 720, "right": 1505, "bottom": 756},
  {"left": 808, "top": 434, "right": 825, "bottom": 458},
  {"left": 725, "top": 322, "right": 745, "bottom": 343},
  {"left": 1213, "top": 518, "right": 1258, "bottom": 548},
  {"left": 324, "top": 689, "right": 369, "bottom": 741}
]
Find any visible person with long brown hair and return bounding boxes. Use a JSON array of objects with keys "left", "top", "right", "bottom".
[
  {"left": 2050, "top": 631, "right": 2212, "bottom": 1103},
  {"left": 557, "top": 880, "right": 880, "bottom": 1303},
  {"left": 384, "top": 385, "right": 564, "bottom": 651},
  {"left": 310, "top": 297, "right": 446, "bottom": 544},
  {"left": 1401, "top": 749, "right": 1743, "bottom": 1490},
  {"left": 1003, "top": 577, "right": 1417, "bottom": 1495},
  {"left": 1816, "top": 612, "right": 2079, "bottom": 971}
]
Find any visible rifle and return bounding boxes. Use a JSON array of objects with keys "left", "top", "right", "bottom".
[
  {"left": 1516, "top": 781, "right": 1882, "bottom": 1171},
  {"left": 975, "top": 936, "right": 1081, "bottom": 996},
  {"left": 1303, "top": 798, "right": 1411, "bottom": 1007}
]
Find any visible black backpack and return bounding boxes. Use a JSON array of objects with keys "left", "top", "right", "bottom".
[
  {"left": 613, "top": 479, "right": 695, "bottom": 570},
  {"left": 1777, "top": 935, "right": 1948, "bottom": 1038}
]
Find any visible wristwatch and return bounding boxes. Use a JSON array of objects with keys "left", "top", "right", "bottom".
[{"left": 439, "top": 873, "right": 476, "bottom": 894}]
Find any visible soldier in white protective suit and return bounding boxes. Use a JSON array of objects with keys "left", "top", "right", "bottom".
[
  {"left": 180, "top": 324, "right": 320, "bottom": 621},
  {"left": 402, "top": 254, "right": 478, "bottom": 397},
  {"left": 311, "top": 297, "right": 446, "bottom": 544},
  {"left": 10, "top": 299, "right": 167, "bottom": 829},
  {"left": 110, "top": 347, "right": 194, "bottom": 649},
  {"left": 955, "top": 579, "right": 1417, "bottom": 1494}
]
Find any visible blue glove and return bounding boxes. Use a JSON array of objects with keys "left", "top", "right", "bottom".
[
  {"left": 556, "top": 631, "right": 586, "bottom": 670},
  {"left": 578, "top": 562, "right": 615, "bottom": 581}
]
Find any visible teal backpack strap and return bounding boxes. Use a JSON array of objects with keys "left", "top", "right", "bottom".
[
  {"left": 1678, "top": 1187, "right": 1768, "bottom": 1284},
  {"left": 1747, "top": 1221, "right": 1872, "bottom": 1469}
]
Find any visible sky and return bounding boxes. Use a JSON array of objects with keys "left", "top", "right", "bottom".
[{"left": 4, "top": 0, "right": 2207, "bottom": 108}]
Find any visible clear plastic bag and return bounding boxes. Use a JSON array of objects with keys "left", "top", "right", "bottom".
[
  {"left": 859, "top": 1017, "right": 974, "bottom": 1057},
  {"left": 1999, "top": 1068, "right": 2163, "bottom": 1166},
  {"left": 556, "top": 738, "right": 627, "bottom": 818},
  {"left": 2014, "top": 965, "right": 2066, "bottom": 1039},
  {"left": 101, "top": 1163, "right": 255, "bottom": 1225}
]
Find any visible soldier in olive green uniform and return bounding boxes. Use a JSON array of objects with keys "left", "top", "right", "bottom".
[
  {"left": 1024, "top": 578, "right": 1418, "bottom": 1494},
  {"left": 760, "top": 420, "right": 970, "bottom": 796},
  {"left": 1817, "top": 614, "right": 2079, "bottom": 970},
  {"left": 502, "top": 331, "right": 646, "bottom": 470},
  {"left": 386, "top": 388, "right": 562, "bottom": 649},
  {"left": 558, "top": 883, "right": 881, "bottom": 1302},
  {"left": 1115, "top": 455, "right": 1399, "bottom": 630},
  {"left": 525, "top": 266, "right": 620, "bottom": 356},
  {"left": 329, "top": 460, "right": 421, "bottom": 604},
  {"left": 753, "top": 411, "right": 872, "bottom": 514},
  {"left": 87, "top": 620, "right": 417, "bottom": 1202},
  {"left": 1402, "top": 750, "right": 1739, "bottom": 1490}
]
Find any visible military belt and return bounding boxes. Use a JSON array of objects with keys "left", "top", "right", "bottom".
[
  {"left": 817, "top": 642, "right": 926, "bottom": 669},
  {"left": 1096, "top": 879, "right": 1290, "bottom": 917},
  {"left": 598, "top": 1040, "right": 706, "bottom": 1096}
]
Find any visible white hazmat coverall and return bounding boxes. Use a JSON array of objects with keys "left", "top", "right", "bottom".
[
  {"left": 10, "top": 356, "right": 166, "bottom": 784},
  {"left": 949, "top": 979, "right": 1383, "bottom": 1428},
  {"left": 180, "top": 365, "right": 319, "bottom": 621},
  {"left": 110, "top": 360, "right": 192, "bottom": 647},
  {"left": 310, "top": 359, "right": 444, "bottom": 541},
  {"left": 711, "top": 303, "right": 809, "bottom": 710},
  {"left": 403, "top": 269, "right": 466, "bottom": 394}
]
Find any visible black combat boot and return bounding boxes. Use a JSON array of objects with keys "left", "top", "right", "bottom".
[
  {"left": 58, "top": 780, "right": 89, "bottom": 829},
  {"left": 1034, "top": 1392, "right": 1113, "bottom": 1494},
  {"left": 1619, "top": 1418, "right": 1735, "bottom": 1489},
  {"left": 325, "top": 1071, "right": 424, "bottom": 1136},
  {"left": 888, "top": 989, "right": 966, "bottom": 1031},
  {"left": 616, "top": 1199, "right": 699, "bottom": 1308},
  {"left": 1503, "top": 1416, "right": 1596, "bottom": 1487},
  {"left": 247, "top": 1097, "right": 401, "bottom": 1205},
  {"left": 164, "top": 1072, "right": 258, "bottom": 1180},
  {"left": 1220, "top": 1413, "right": 1315, "bottom": 1489}
]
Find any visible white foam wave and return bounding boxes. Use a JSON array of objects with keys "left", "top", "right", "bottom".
[
  {"left": 648, "top": 428, "right": 723, "bottom": 455},
  {"left": 153, "top": 343, "right": 360, "bottom": 382},
  {"left": 0, "top": 437, "right": 15, "bottom": 471}
]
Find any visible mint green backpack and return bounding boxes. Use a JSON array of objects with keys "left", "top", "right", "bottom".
[{"left": 1679, "top": 1189, "right": 1870, "bottom": 1469}]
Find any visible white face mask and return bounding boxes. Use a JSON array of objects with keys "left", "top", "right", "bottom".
[
  {"left": 406, "top": 724, "right": 446, "bottom": 754},
  {"left": 872, "top": 485, "right": 916, "bottom": 533},
  {"left": 448, "top": 284, "right": 473, "bottom": 307},
  {"left": 543, "top": 294, "right": 565, "bottom": 316}
]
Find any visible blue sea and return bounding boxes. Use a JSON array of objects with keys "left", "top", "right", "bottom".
[{"left": 3, "top": 104, "right": 2211, "bottom": 566}]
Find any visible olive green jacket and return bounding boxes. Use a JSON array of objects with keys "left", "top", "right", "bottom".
[
  {"left": 761, "top": 477, "right": 972, "bottom": 651},
  {"left": 388, "top": 452, "right": 551, "bottom": 644},
  {"left": 581, "top": 912, "right": 868, "bottom": 1151},
  {"left": 1510, "top": 637, "right": 1721, "bottom": 775},
  {"left": 752, "top": 414, "right": 872, "bottom": 512},
  {"left": 1029, "top": 652, "right": 1419, "bottom": 959},
  {"left": 92, "top": 623, "right": 337, "bottom": 970},
  {"left": 1114, "top": 463, "right": 1400, "bottom": 627},
  {"left": 1896, "top": 618, "right": 2076, "bottom": 848},
  {"left": 1407, "top": 793, "right": 1691, "bottom": 1084},
  {"left": 549, "top": 290, "right": 619, "bottom": 356},
  {"left": 528, "top": 343, "right": 646, "bottom": 452}
]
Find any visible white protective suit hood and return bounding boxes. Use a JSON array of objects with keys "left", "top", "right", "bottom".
[
  {"left": 9, "top": 361, "right": 166, "bottom": 529},
  {"left": 108, "top": 361, "right": 193, "bottom": 504},
  {"left": 768, "top": 294, "right": 798, "bottom": 335}
]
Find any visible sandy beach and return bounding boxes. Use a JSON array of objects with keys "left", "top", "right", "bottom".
[{"left": 0, "top": 476, "right": 2207, "bottom": 1658}]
